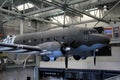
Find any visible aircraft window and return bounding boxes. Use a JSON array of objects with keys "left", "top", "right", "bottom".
[
  {"left": 41, "top": 38, "right": 43, "bottom": 42},
  {"left": 34, "top": 39, "right": 37, "bottom": 42},
  {"left": 54, "top": 36, "right": 58, "bottom": 40},
  {"left": 28, "top": 40, "right": 31, "bottom": 43},
  {"left": 23, "top": 40, "right": 26, "bottom": 43},
  {"left": 62, "top": 36, "right": 65, "bottom": 39},
  {"left": 94, "top": 30, "right": 98, "bottom": 33},
  {"left": 47, "top": 38, "right": 50, "bottom": 41},
  {"left": 89, "top": 30, "right": 98, "bottom": 34}
]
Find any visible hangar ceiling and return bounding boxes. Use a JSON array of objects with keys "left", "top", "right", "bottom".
[{"left": 0, "top": 0, "right": 119, "bottom": 27}]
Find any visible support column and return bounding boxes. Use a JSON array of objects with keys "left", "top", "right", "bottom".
[
  {"left": 34, "top": 66, "right": 39, "bottom": 80},
  {"left": 36, "top": 22, "right": 39, "bottom": 32},
  {"left": 20, "top": 19, "right": 24, "bottom": 35},
  {"left": 35, "top": 55, "right": 40, "bottom": 67},
  {"left": 34, "top": 55, "right": 40, "bottom": 80}
]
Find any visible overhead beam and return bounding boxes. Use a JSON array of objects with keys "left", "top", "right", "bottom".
[
  {"left": 25, "top": 8, "right": 63, "bottom": 19},
  {"left": 94, "top": 0, "right": 120, "bottom": 27},
  {"left": 40, "top": 19, "right": 97, "bottom": 31},
  {"left": 66, "top": 19, "right": 96, "bottom": 26},
  {"left": 27, "top": 16, "right": 61, "bottom": 26},
  {"left": 43, "top": 0, "right": 83, "bottom": 17},
  {"left": 43, "top": 0, "right": 109, "bottom": 23},
  {"left": 78, "top": 0, "right": 118, "bottom": 10},
  {"left": 68, "top": 0, "right": 89, "bottom": 5},
  {"left": 24, "top": 0, "right": 116, "bottom": 19},
  {"left": 0, "top": 7, "right": 20, "bottom": 15},
  {"left": 0, "top": 0, "right": 9, "bottom": 8},
  {"left": 24, "top": 7, "right": 56, "bottom": 16},
  {"left": 25, "top": 0, "right": 88, "bottom": 17},
  {"left": 0, "top": 8, "right": 61, "bottom": 26}
]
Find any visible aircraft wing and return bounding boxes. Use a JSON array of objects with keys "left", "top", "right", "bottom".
[{"left": 0, "top": 42, "right": 50, "bottom": 55}]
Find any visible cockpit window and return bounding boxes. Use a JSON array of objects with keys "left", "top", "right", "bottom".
[
  {"left": 84, "top": 29, "right": 98, "bottom": 34},
  {"left": 89, "top": 29, "right": 98, "bottom": 34}
]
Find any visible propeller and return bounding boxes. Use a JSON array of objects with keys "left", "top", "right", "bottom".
[
  {"left": 63, "top": 0, "right": 69, "bottom": 69},
  {"left": 65, "top": 50, "right": 68, "bottom": 69},
  {"left": 93, "top": 50, "right": 97, "bottom": 66},
  {"left": 54, "top": 37, "right": 73, "bottom": 69},
  {"left": 54, "top": 0, "right": 73, "bottom": 69},
  {"left": 60, "top": 44, "right": 71, "bottom": 69}
]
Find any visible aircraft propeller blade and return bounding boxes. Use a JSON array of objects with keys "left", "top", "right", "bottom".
[
  {"left": 65, "top": 53, "right": 68, "bottom": 69},
  {"left": 54, "top": 37, "right": 73, "bottom": 69},
  {"left": 93, "top": 51, "right": 96, "bottom": 65}
]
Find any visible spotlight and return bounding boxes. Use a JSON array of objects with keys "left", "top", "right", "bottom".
[{"left": 103, "top": 5, "right": 107, "bottom": 12}]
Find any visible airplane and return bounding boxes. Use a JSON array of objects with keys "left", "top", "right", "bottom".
[{"left": 0, "top": 26, "right": 110, "bottom": 68}]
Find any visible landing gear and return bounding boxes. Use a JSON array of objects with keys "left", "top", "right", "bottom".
[{"left": 73, "top": 55, "right": 81, "bottom": 60}]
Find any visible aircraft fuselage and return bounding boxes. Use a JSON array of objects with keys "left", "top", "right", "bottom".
[
  {"left": 2, "top": 27, "right": 110, "bottom": 61},
  {"left": 13, "top": 27, "right": 109, "bottom": 47}
]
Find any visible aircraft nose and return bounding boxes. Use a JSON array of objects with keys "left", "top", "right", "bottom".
[
  {"left": 89, "top": 34, "right": 110, "bottom": 44},
  {"left": 95, "top": 34, "right": 110, "bottom": 44},
  {"left": 101, "top": 35, "right": 110, "bottom": 44}
]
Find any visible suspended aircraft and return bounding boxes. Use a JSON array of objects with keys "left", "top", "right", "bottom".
[{"left": 0, "top": 26, "right": 110, "bottom": 68}]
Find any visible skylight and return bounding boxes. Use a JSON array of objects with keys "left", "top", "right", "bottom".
[
  {"left": 46, "top": 0, "right": 52, "bottom": 2},
  {"left": 17, "top": 2, "right": 34, "bottom": 11}
]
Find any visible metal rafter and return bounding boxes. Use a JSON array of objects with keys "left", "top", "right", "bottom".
[
  {"left": 25, "top": 0, "right": 118, "bottom": 20},
  {"left": 42, "top": 0, "right": 109, "bottom": 23},
  {"left": 0, "top": 7, "right": 61, "bottom": 26},
  {"left": 0, "top": 0, "right": 8, "bottom": 8},
  {"left": 94, "top": 0, "right": 120, "bottom": 27},
  {"left": 76, "top": 0, "right": 118, "bottom": 10},
  {"left": 26, "top": 0, "right": 88, "bottom": 17},
  {"left": 24, "top": 7, "right": 56, "bottom": 16},
  {"left": 68, "top": 0, "right": 89, "bottom": 5}
]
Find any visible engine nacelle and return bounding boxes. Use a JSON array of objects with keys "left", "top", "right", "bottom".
[
  {"left": 41, "top": 55, "right": 56, "bottom": 61},
  {"left": 73, "top": 55, "right": 81, "bottom": 60}
]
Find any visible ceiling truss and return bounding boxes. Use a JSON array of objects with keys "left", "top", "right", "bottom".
[{"left": 0, "top": 0, "right": 118, "bottom": 27}]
